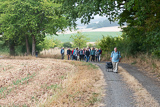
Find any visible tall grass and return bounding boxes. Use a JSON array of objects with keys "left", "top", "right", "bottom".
[
  {"left": 119, "top": 67, "right": 160, "bottom": 107},
  {"left": 122, "top": 53, "right": 160, "bottom": 76}
]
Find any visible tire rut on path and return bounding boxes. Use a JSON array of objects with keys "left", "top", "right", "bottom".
[
  {"left": 94, "top": 63, "right": 136, "bottom": 107},
  {"left": 120, "top": 63, "right": 160, "bottom": 105}
]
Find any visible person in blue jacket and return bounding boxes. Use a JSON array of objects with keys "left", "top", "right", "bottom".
[
  {"left": 110, "top": 47, "right": 121, "bottom": 73},
  {"left": 90, "top": 48, "right": 96, "bottom": 62},
  {"left": 61, "top": 47, "right": 65, "bottom": 59}
]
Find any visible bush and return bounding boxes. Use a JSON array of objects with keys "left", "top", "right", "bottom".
[
  {"left": 63, "top": 42, "right": 72, "bottom": 48},
  {"left": 97, "top": 36, "right": 116, "bottom": 53},
  {"left": 37, "top": 37, "right": 62, "bottom": 52},
  {"left": 70, "top": 31, "right": 89, "bottom": 48}
]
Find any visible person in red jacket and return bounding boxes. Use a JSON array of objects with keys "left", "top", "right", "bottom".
[{"left": 71, "top": 48, "right": 74, "bottom": 60}]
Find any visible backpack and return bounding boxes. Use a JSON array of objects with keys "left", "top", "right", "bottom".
[{"left": 80, "top": 50, "right": 83, "bottom": 55}]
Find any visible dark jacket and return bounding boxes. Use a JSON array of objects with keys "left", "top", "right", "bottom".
[
  {"left": 67, "top": 49, "right": 70, "bottom": 55},
  {"left": 86, "top": 50, "right": 90, "bottom": 56},
  {"left": 70, "top": 50, "right": 72, "bottom": 55},
  {"left": 99, "top": 50, "right": 102, "bottom": 54},
  {"left": 61, "top": 49, "right": 64, "bottom": 54}
]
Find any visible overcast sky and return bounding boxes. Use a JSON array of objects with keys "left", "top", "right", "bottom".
[
  {"left": 76, "top": 15, "right": 108, "bottom": 28},
  {"left": 76, "top": 15, "right": 119, "bottom": 29}
]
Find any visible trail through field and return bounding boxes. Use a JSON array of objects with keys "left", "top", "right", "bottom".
[{"left": 94, "top": 62, "right": 160, "bottom": 107}]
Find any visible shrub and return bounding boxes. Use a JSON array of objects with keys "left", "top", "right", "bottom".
[{"left": 63, "top": 42, "right": 72, "bottom": 48}]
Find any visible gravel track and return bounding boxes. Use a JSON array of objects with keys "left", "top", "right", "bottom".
[
  {"left": 120, "top": 63, "right": 160, "bottom": 105},
  {"left": 94, "top": 62, "right": 160, "bottom": 107},
  {"left": 94, "top": 63, "right": 136, "bottom": 107}
]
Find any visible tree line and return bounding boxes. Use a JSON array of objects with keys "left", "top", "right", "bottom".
[
  {"left": 0, "top": 0, "right": 73, "bottom": 55},
  {"left": 1, "top": 0, "right": 160, "bottom": 57}
]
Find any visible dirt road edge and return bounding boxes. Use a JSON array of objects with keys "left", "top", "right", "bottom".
[{"left": 119, "top": 66, "right": 160, "bottom": 107}]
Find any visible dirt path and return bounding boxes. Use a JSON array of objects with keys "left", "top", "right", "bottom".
[
  {"left": 94, "top": 63, "right": 136, "bottom": 107},
  {"left": 120, "top": 63, "right": 160, "bottom": 105},
  {"left": 94, "top": 62, "right": 160, "bottom": 107}
]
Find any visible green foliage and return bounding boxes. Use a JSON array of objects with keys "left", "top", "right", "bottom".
[
  {"left": 0, "top": 0, "right": 70, "bottom": 55},
  {"left": 60, "top": 0, "right": 160, "bottom": 58},
  {"left": 97, "top": 36, "right": 115, "bottom": 53},
  {"left": 0, "top": 40, "right": 9, "bottom": 55},
  {"left": 37, "top": 37, "right": 62, "bottom": 52},
  {"left": 63, "top": 42, "right": 72, "bottom": 48},
  {"left": 88, "top": 43, "right": 93, "bottom": 48},
  {"left": 37, "top": 38, "right": 56, "bottom": 50},
  {"left": 70, "top": 32, "right": 89, "bottom": 49},
  {"left": 53, "top": 39, "right": 62, "bottom": 48}
]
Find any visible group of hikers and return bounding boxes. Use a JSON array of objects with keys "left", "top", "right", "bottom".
[
  {"left": 61, "top": 47, "right": 121, "bottom": 73},
  {"left": 60, "top": 47, "right": 102, "bottom": 62}
]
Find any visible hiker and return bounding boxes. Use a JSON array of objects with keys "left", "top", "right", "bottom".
[
  {"left": 88, "top": 47, "right": 91, "bottom": 61},
  {"left": 35, "top": 51, "right": 38, "bottom": 58},
  {"left": 67, "top": 48, "right": 70, "bottom": 60},
  {"left": 72, "top": 48, "right": 74, "bottom": 60},
  {"left": 79, "top": 49, "right": 83, "bottom": 61},
  {"left": 90, "top": 47, "right": 96, "bottom": 62},
  {"left": 77, "top": 48, "right": 80, "bottom": 61},
  {"left": 99, "top": 48, "right": 102, "bottom": 61},
  {"left": 86, "top": 48, "right": 90, "bottom": 62},
  {"left": 61, "top": 47, "right": 65, "bottom": 59},
  {"left": 83, "top": 48, "right": 86, "bottom": 61},
  {"left": 70, "top": 49, "right": 72, "bottom": 60},
  {"left": 88, "top": 47, "right": 91, "bottom": 52},
  {"left": 110, "top": 47, "right": 121, "bottom": 73},
  {"left": 74, "top": 48, "right": 78, "bottom": 60},
  {"left": 95, "top": 49, "right": 100, "bottom": 62},
  {"left": 73, "top": 48, "right": 76, "bottom": 60}
]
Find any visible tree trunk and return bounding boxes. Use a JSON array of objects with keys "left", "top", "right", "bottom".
[
  {"left": 9, "top": 40, "right": 15, "bottom": 56},
  {"left": 32, "top": 35, "right": 36, "bottom": 56},
  {"left": 25, "top": 35, "right": 30, "bottom": 56}
]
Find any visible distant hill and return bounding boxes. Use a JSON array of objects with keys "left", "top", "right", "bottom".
[
  {"left": 87, "top": 20, "right": 119, "bottom": 29},
  {"left": 53, "top": 31, "right": 122, "bottom": 42}
]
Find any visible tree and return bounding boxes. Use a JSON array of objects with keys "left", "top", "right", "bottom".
[
  {"left": 0, "top": 0, "right": 70, "bottom": 56},
  {"left": 37, "top": 37, "right": 56, "bottom": 51},
  {"left": 63, "top": 42, "right": 72, "bottom": 48},
  {"left": 70, "top": 32, "right": 89, "bottom": 49},
  {"left": 60, "top": 0, "right": 160, "bottom": 57}
]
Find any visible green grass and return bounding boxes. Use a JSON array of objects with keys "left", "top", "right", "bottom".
[
  {"left": 81, "top": 62, "right": 98, "bottom": 69},
  {"left": 131, "top": 61, "right": 137, "bottom": 65},
  {"left": 50, "top": 32, "right": 122, "bottom": 42},
  {"left": 12, "top": 73, "right": 36, "bottom": 85}
]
